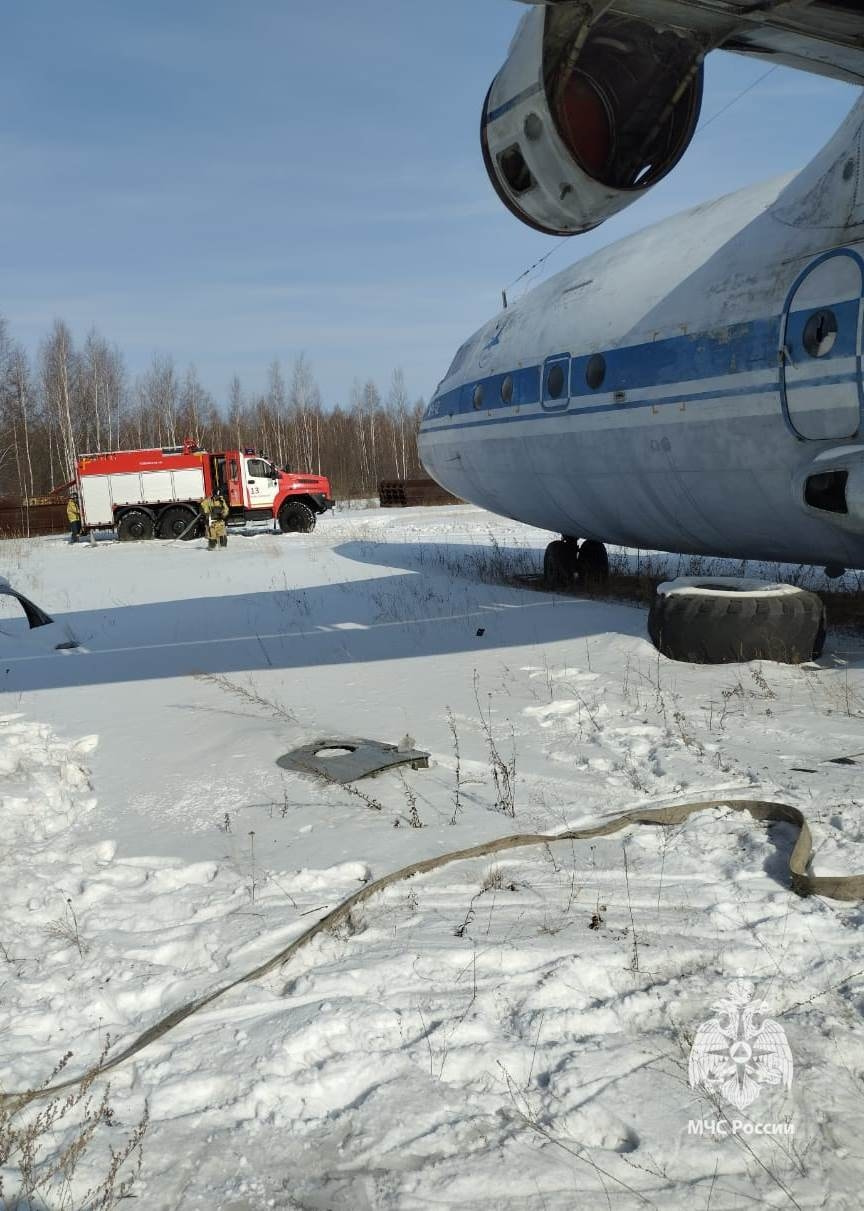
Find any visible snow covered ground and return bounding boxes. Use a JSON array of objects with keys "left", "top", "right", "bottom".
[{"left": 1, "top": 504, "right": 863, "bottom": 1210}]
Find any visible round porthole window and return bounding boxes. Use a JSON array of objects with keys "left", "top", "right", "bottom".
[
  {"left": 523, "top": 113, "right": 543, "bottom": 142},
  {"left": 500, "top": 375, "right": 513, "bottom": 404},
  {"left": 472, "top": 383, "right": 484, "bottom": 409},
  {"left": 546, "top": 364, "right": 565, "bottom": 399},
  {"left": 585, "top": 353, "right": 606, "bottom": 390},
  {"left": 802, "top": 310, "right": 838, "bottom": 358}
]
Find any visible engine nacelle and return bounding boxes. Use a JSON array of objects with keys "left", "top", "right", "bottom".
[{"left": 482, "top": 6, "right": 704, "bottom": 235}]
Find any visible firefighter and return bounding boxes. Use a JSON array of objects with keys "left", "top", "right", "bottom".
[
  {"left": 66, "top": 493, "right": 81, "bottom": 544},
  {"left": 201, "top": 488, "right": 229, "bottom": 550}
]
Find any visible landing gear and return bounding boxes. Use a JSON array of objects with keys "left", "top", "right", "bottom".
[
  {"left": 543, "top": 539, "right": 579, "bottom": 589},
  {"left": 542, "top": 537, "right": 609, "bottom": 591},
  {"left": 576, "top": 539, "right": 609, "bottom": 589}
]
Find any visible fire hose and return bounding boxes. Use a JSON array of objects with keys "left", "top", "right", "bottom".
[{"left": 2, "top": 795, "right": 862, "bottom": 1113}]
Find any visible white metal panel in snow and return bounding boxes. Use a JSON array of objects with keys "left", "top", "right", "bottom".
[
  {"left": 109, "top": 473, "right": 144, "bottom": 506},
  {"left": 172, "top": 468, "right": 206, "bottom": 501},
  {"left": 141, "top": 471, "right": 174, "bottom": 502},
  {"left": 80, "top": 476, "right": 113, "bottom": 526}
]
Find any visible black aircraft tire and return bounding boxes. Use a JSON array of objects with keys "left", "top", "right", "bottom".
[
  {"left": 576, "top": 540, "right": 609, "bottom": 588},
  {"left": 278, "top": 501, "right": 316, "bottom": 534},
  {"left": 648, "top": 577, "right": 826, "bottom": 665},
  {"left": 116, "top": 509, "right": 155, "bottom": 542},
  {"left": 543, "top": 540, "right": 578, "bottom": 589}
]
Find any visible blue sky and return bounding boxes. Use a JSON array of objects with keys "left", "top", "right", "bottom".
[{"left": 1, "top": 0, "right": 857, "bottom": 409}]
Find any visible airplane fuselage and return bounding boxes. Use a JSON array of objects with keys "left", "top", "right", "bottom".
[{"left": 419, "top": 94, "right": 864, "bottom": 571}]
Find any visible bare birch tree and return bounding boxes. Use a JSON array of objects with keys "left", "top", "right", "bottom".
[
  {"left": 387, "top": 367, "right": 410, "bottom": 480},
  {"left": 227, "top": 375, "right": 244, "bottom": 451},
  {"left": 40, "top": 320, "right": 78, "bottom": 481},
  {"left": 138, "top": 355, "right": 180, "bottom": 447},
  {"left": 0, "top": 314, "right": 429, "bottom": 501}
]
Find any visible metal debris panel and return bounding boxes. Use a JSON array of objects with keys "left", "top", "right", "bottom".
[{"left": 277, "top": 738, "right": 430, "bottom": 784}]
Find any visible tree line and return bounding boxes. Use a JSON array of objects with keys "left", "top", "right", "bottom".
[{"left": 0, "top": 316, "right": 428, "bottom": 501}]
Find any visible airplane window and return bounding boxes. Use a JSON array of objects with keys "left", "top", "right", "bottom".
[
  {"left": 473, "top": 384, "right": 484, "bottom": 409},
  {"left": 546, "top": 364, "right": 565, "bottom": 399},
  {"left": 523, "top": 113, "right": 543, "bottom": 142},
  {"left": 586, "top": 354, "right": 606, "bottom": 390},
  {"left": 500, "top": 375, "right": 513, "bottom": 404},
  {"left": 802, "top": 310, "right": 838, "bottom": 358}
]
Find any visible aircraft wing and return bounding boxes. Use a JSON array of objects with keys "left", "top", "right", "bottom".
[{"left": 516, "top": 1, "right": 864, "bottom": 86}]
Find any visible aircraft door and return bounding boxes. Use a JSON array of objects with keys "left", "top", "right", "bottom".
[
  {"left": 541, "top": 354, "right": 570, "bottom": 411},
  {"left": 780, "top": 251, "right": 863, "bottom": 440}
]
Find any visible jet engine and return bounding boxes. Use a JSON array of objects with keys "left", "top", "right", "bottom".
[{"left": 482, "top": 5, "right": 705, "bottom": 235}]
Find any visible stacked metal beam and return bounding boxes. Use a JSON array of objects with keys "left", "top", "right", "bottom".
[{"left": 378, "top": 478, "right": 462, "bottom": 508}]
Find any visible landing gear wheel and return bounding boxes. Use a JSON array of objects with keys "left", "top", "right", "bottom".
[
  {"left": 576, "top": 540, "right": 609, "bottom": 589},
  {"left": 117, "top": 510, "right": 155, "bottom": 542},
  {"left": 543, "top": 539, "right": 578, "bottom": 589},
  {"left": 157, "top": 506, "right": 200, "bottom": 540},
  {"left": 648, "top": 576, "right": 827, "bottom": 665},
  {"left": 278, "top": 501, "right": 316, "bottom": 534}
]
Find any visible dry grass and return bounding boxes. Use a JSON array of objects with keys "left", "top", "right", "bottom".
[
  {"left": 527, "top": 553, "right": 864, "bottom": 631},
  {"left": 474, "top": 671, "right": 517, "bottom": 817},
  {"left": 0, "top": 1041, "right": 148, "bottom": 1210},
  {"left": 42, "top": 900, "right": 86, "bottom": 961}
]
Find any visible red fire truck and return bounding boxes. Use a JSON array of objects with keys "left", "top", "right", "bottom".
[{"left": 75, "top": 442, "right": 334, "bottom": 540}]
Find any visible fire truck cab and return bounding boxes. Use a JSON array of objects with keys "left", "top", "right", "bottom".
[
  {"left": 221, "top": 452, "right": 280, "bottom": 512},
  {"left": 76, "top": 443, "right": 334, "bottom": 540}
]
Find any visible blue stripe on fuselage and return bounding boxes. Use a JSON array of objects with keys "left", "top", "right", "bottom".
[
  {"left": 420, "top": 372, "right": 864, "bottom": 435},
  {"left": 484, "top": 82, "right": 543, "bottom": 126},
  {"left": 422, "top": 301, "right": 860, "bottom": 426}
]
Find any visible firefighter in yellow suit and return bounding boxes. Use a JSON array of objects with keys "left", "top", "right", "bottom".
[
  {"left": 66, "top": 493, "right": 81, "bottom": 543},
  {"left": 201, "top": 489, "right": 229, "bottom": 550}
]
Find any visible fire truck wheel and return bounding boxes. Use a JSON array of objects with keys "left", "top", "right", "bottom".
[
  {"left": 158, "top": 506, "right": 201, "bottom": 540},
  {"left": 278, "top": 501, "right": 316, "bottom": 534},
  {"left": 117, "top": 510, "right": 155, "bottom": 542}
]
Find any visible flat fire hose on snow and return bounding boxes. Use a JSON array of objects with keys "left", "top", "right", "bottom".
[
  {"left": 176, "top": 509, "right": 203, "bottom": 540},
  {"left": 3, "top": 796, "right": 864, "bottom": 1114}
]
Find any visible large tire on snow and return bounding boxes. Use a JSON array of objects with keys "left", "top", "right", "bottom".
[
  {"left": 648, "top": 576, "right": 826, "bottom": 665},
  {"left": 278, "top": 500, "right": 316, "bottom": 534},
  {"left": 117, "top": 509, "right": 155, "bottom": 542},
  {"left": 157, "top": 505, "right": 201, "bottom": 540}
]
